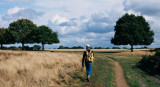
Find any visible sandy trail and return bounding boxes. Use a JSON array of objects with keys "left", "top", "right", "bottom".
[
  {"left": 114, "top": 61, "right": 129, "bottom": 87},
  {"left": 108, "top": 57, "right": 129, "bottom": 87}
]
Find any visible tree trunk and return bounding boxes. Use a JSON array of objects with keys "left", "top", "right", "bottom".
[
  {"left": 22, "top": 43, "right": 24, "bottom": 50},
  {"left": 42, "top": 43, "right": 44, "bottom": 50},
  {"left": 0, "top": 43, "right": 3, "bottom": 49},
  {"left": 131, "top": 45, "right": 133, "bottom": 52}
]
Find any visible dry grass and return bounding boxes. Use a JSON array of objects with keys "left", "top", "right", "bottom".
[
  {"left": 0, "top": 50, "right": 82, "bottom": 87},
  {"left": 47, "top": 49, "right": 126, "bottom": 52},
  {"left": 117, "top": 49, "right": 155, "bottom": 56}
]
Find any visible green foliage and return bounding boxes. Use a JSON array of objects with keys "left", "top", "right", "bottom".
[
  {"left": 28, "top": 25, "right": 59, "bottom": 50},
  {"left": 112, "top": 47, "right": 121, "bottom": 49},
  {"left": 106, "top": 47, "right": 110, "bottom": 49},
  {"left": 58, "top": 45, "right": 84, "bottom": 49},
  {"left": 58, "top": 45, "right": 66, "bottom": 49},
  {"left": 122, "top": 47, "right": 128, "bottom": 49},
  {"left": 94, "top": 47, "right": 110, "bottom": 49},
  {"left": 33, "top": 45, "right": 41, "bottom": 50},
  {"left": 71, "top": 46, "right": 84, "bottom": 49},
  {"left": 9, "top": 19, "right": 37, "bottom": 50},
  {"left": 138, "top": 51, "right": 160, "bottom": 75},
  {"left": 8, "top": 46, "right": 21, "bottom": 50},
  {"left": 1, "top": 46, "right": 8, "bottom": 50},
  {"left": 111, "top": 13, "right": 154, "bottom": 52},
  {"left": 94, "top": 47, "right": 105, "bottom": 49},
  {"left": 0, "top": 28, "right": 15, "bottom": 49},
  {"left": 23, "top": 45, "right": 33, "bottom": 50}
]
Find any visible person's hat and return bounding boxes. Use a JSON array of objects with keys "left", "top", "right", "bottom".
[{"left": 86, "top": 44, "right": 90, "bottom": 47}]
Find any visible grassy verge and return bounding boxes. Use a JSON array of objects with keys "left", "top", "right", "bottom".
[
  {"left": 107, "top": 53, "right": 160, "bottom": 87},
  {"left": 90, "top": 52, "right": 116, "bottom": 87}
]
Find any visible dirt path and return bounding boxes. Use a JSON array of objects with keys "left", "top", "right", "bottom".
[
  {"left": 108, "top": 57, "right": 129, "bottom": 87},
  {"left": 114, "top": 61, "right": 129, "bottom": 87}
]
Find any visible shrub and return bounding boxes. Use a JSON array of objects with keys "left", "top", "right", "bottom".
[
  {"left": 1, "top": 46, "right": 8, "bottom": 50},
  {"left": 138, "top": 51, "right": 160, "bottom": 75},
  {"left": 33, "top": 45, "right": 41, "bottom": 50},
  {"left": 23, "top": 46, "right": 34, "bottom": 50},
  {"left": 106, "top": 47, "right": 110, "bottom": 49},
  {"left": 24, "top": 46, "right": 30, "bottom": 50},
  {"left": 112, "top": 47, "right": 121, "bottom": 49},
  {"left": 71, "top": 46, "right": 84, "bottom": 49},
  {"left": 122, "top": 47, "right": 128, "bottom": 49},
  {"left": 94, "top": 47, "right": 105, "bottom": 49},
  {"left": 8, "top": 46, "right": 21, "bottom": 50},
  {"left": 150, "top": 48, "right": 160, "bottom": 52}
]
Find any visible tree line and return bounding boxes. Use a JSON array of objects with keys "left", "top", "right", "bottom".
[
  {"left": 0, "top": 19, "right": 60, "bottom": 50},
  {"left": 0, "top": 13, "right": 155, "bottom": 52}
]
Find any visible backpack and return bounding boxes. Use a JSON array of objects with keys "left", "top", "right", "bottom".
[{"left": 86, "top": 50, "right": 94, "bottom": 62}]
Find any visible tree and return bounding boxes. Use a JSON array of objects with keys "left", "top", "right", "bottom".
[
  {"left": 28, "top": 25, "right": 60, "bottom": 50},
  {"left": 0, "top": 28, "right": 15, "bottom": 49},
  {"left": 111, "top": 13, "right": 154, "bottom": 52},
  {"left": 33, "top": 45, "right": 41, "bottom": 51},
  {"left": 9, "top": 19, "right": 37, "bottom": 50}
]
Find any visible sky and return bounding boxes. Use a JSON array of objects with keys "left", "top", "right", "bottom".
[{"left": 0, "top": 0, "right": 160, "bottom": 48}]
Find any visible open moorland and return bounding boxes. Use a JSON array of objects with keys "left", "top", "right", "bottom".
[{"left": 0, "top": 49, "right": 160, "bottom": 87}]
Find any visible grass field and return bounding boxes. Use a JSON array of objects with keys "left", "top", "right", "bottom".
[
  {"left": 0, "top": 50, "right": 82, "bottom": 87},
  {"left": 0, "top": 49, "right": 160, "bottom": 87}
]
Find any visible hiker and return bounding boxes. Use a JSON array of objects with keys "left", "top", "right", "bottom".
[{"left": 82, "top": 44, "right": 94, "bottom": 82}]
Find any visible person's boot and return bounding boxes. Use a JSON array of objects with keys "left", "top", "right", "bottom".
[{"left": 87, "top": 75, "right": 90, "bottom": 82}]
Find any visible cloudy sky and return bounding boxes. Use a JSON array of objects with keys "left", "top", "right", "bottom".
[{"left": 0, "top": 0, "right": 160, "bottom": 48}]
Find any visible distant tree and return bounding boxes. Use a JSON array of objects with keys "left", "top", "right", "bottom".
[
  {"left": 94, "top": 47, "right": 104, "bottom": 49},
  {"left": 122, "top": 47, "right": 128, "bottom": 49},
  {"left": 58, "top": 45, "right": 64, "bottom": 49},
  {"left": 106, "top": 47, "right": 110, "bottom": 49},
  {"left": 72, "top": 46, "right": 84, "bottom": 49},
  {"left": 64, "top": 47, "right": 70, "bottom": 49},
  {"left": 9, "top": 19, "right": 37, "bottom": 50},
  {"left": 111, "top": 13, "right": 154, "bottom": 52},
  {"left": 0, "top": 28, "right": 15, "bottom": 49},
  {"left": 33, "top": 45, "right": 41, "bottom": 51},
  {"left": 112, "top": 47, "right": 121, "bottom": 49},
  {"left": 28, "top": 25, "right": 60, "bottom": 50},
  {"left": 90, "top": 47, "right": 93, "bottom": 49}
]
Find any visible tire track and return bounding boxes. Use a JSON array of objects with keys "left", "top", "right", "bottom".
[
  {"left": 108, "top": 57, "right": 129, "bottom": 87},
  {"left": 92, "top": 58, "right": 102, "bottom": 87}
]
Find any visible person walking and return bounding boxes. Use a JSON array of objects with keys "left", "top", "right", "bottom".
[{"left": 82, "top": 44, "right": 94, "bottom": 82}]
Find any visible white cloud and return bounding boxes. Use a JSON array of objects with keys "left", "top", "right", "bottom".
[
  {"left": 2, "top": 0, "right": 33, "bottom": 2},
  {"left": 1, "top": 0, "right": 160, "bottom": 48},
  {"left": 34, "top": 0, "right": 124, "bottom": 18},
  {"left": 7, "top": 7, "right": 24, "bottom": 16},
  {"left": 2, "top": 7, "right": 44, "bottom": 21},
  {"left": 50, "top": 15, "right": 68, "bottom": 25},
  {"left": 123, "top": 0, "right": 160, "bottom": 16},
  {"left": 48, "top": 15, "right": 81, "bottom": 35}
]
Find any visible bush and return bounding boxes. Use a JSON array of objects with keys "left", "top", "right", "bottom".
[
  {"left": 71, "top": 46, "right": 84, "bottom": 49},
  {"left": 112, "top": 47, "right": 121, "bottom": 49},
  {"left": 24, "top": 46, "right": 30, "bottom": 50},
  {"left": 138, "top": 51, "right": 160, "bottom": 75},
  {"left": 8, "top": 46, "right": 20, "bottom": 50},
  {"left": 150, "top": 48, "right": 160, "bottom": 52},
  {"left": 23, "top": 46, "right": 34, "bottom": 50},
  {"left": 122, "top": 47, "right": 128, "bottom": 49},
  {"left": 33, "top": 45, "right": 41, "bottom": 50},
  {"left": 1, "top": 46, "right": 8, "bottom": 50},
  {"left": 18, "top": 46, "right": 22, "bottom": 49},
  {"left": 106, "top": 47, "right": 110, "bottom": 49},
  {"left": 94, "top": 47, "right": 105, "bottom": 49}
]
